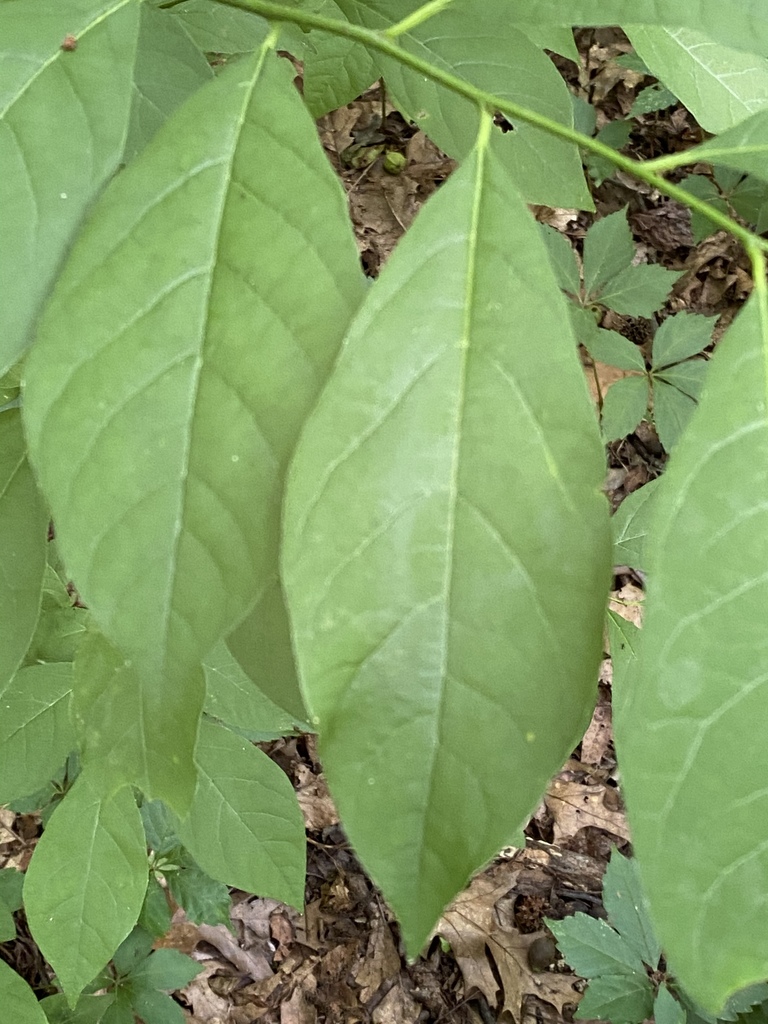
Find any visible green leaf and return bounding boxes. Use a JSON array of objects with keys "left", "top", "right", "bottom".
[
  {"left": 575, "top": 972, "right": 654, "bottom": 1023},
  {"left": 123, "top": 3, "right": 213, "bottom": 163},
  {"left": 582, "top": 210, "right": 636, "bottom": 298},
  {"left": 600, "top": 376, "right": 650, "bottom": 442},
  {"left": 653, "top": 378, "right": 697, "bottom": 451},
  {"left": 611, "top": 479, "right": 661, "bottom": 571},
  {"left": 24, "top": 567, "right": 88, "bottom": 667},
  {"left": 615, "top": 294, "right": 768, "bottom": 1011},
  {"left": 0, "top": 409, "right": 48, "bottom": 687},
  {"left": 598, "top": 263, "right": 679, "bottom": 319},
  {"left": 0, "top": 961, "right": 48, "bottom": 1024},
  {"left": 170, "top": 0, "right": 269, "bottom": 53},
  {"left": 0, "top": 903, "right": 16, "bottom": 942},
  {"left": 203, "top": 639, "right": 309, "bottom": 740},
  {"left": 630, "top": 82, "right": 677, "bottom": 116},
  {"left": 602, "top": 852, "right": 661, "bottom": 968},
  {"left": 583, "top": 332, "right": 646, "bottom": 372},
  {"left": 127, "top": 989, "right": 185, "bottom": 1024},
  {"left": 0, "top": 867, "right": 25, "bottom": 914},
  {"left": 282, "top": 120, "right": 610, "bottom": 955},
  {"left": 129, "top": 949, "right": 202, "bottom": 992},
  {"left": 654, "top": 985, "right": 687, "bottom": 1024},
  {"left": 687, "top": 110, "right": 768, "bottom": 185},
  {"left": 40, "top": 992, "right": 115, "bottom": 1024},
  {"left": 140, "top": 800, "right": 178, "bottom": 858},
  {"left": 23, "top": 44, "right": 364, "bottom": 813},
  {"left": 547, "top": 914, "right": 647, "bottom": 977},
  {"left": 165, "top": 851, "right": 231, "bottom": 928},
  {"left": 655, "top": 358, "right": 708, "bottom": 402},
  {"left": 652, "top": 314, "right": 714, "bottom": 369},
  {"left": 607, "top": 612, "right": 640, "bottom": 722},
  {"left": 336, "top": 0, "right": 592, "bottom": 208},
  {"left": 112, "top": 927, "right": 154, "bottom": 977},
  {"left": 138, "top": 876, "right": 173, "bottom": 939},
  {"left": 520, "top": 24, "right": 579, "bottom": 62},
  {"left": 627, "top": 26, "right": 768, "bottom": 134},
  {"left": 24, "top": 775, "right": 148, "bottom": 1005},
  {"left": 303, "top": 1, "right": 378, "bottom": 116},
  {"left": 0, "top": 663, "right": 75, "bottom": 804},
  {"left": 679, "top": 174, "right": 731, "bottom": 242},
  {"left": 178, "top": 719, "right": 306, "bottom": 909},
  {"left": 586, "top": 120, "right": 633, "bottom": 186},
  {"left": 539, "top": 225, "right": 580, "bottom": 295},
  {"left": 0, "top": 0, "right": 140, "bottom": 374}
]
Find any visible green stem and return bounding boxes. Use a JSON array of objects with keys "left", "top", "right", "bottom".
[
  {"left": 385, "top": 0, "right": 456, "bottom": 38},
  {"left": 213, "top": 0, "right": 768, "bottom": 254}
]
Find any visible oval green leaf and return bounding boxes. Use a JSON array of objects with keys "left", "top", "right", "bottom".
[
  {"left": 615, "top": 294, "right": 768, "bottom": 1011},
  {"left": 0, "top": 962, "right": 47, "bottom": 1024},
  {"left": 23, "top": 43, "right": 364, "bottom": 812},
  {"left": 282, "top": 121, "right": 611, "bottom": 954},
  {"left": 24, "top": 775, "right": 148, "bottom": 1005}
]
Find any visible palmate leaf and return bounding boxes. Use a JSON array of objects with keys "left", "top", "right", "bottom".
[
  {"left": 23, "top": 43, "right": 364, "bottom": 813},
  {"left": 615, "top": 293, "right": 768, "bottom": 1011},
  {"left": 627, "top": 26, "right": 768, "bottom": 134},
  {"left": 0, "top": 0, "right": 140, "bottom": 375},
  {"left": 282, "top": 120, "right": 611, "bottom": 954}
]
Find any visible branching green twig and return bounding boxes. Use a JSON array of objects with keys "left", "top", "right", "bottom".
[{"left": 210, "top": 0, "right": 768, "bottom": 255}]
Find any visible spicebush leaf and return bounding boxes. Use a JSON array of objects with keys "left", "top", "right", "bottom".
[
  {"left": 0, "top": 961, "right": 47, "bottom": 1024},
  {"left": 282, "top": 121, "right": 610, "bottom": 955},
  {"left": 614, "top": 294, "right": 768, "bottom": 1011},
  {"left": 626, "top": 26, "right": 768, "bottom": 134},
  {"left": 336, "top": 0, "right": 591, "bottom": 208},
  {"left": 0, "top": 0, "right": 140, "bottom": 375},
  {"left": 653, "top": 378, "right": 697, "bottom": 451},
  {"left": 600, "top": 376, "right": 650, "bottom": 442},
  {"left": 124, "top": 3, "right": 213, "bottom": 162},
  {"left": 204, "top": 639, "right": 309, "bottom": 739},
  {"left": 24, "top": 775, "right": 148, "bottom": 1005},
  {"left": 602, "top": 852, "right": 661, "bottom": 968},
  {"left": 652, "top": 314, "right": 714, "bottom": 369},
  {"left": 0, "top": 409, "right": 48, "bottom": 687},
  {"left": 23, "top": 43, "right": 364, "bottom": 813},
  {"left": 169, "top": 0, "right": 269, "bottom": 53},
  {"left": 178, "top": 719, "right": 306, "bottom": 908},
  {"left": 547, "top": 915, "right": 647, "bottom": 976},
  {"left": 611, "top": 479, "right": 661, "bottom": 571},
  {"left": 575, "top": 972, "right": 654, "bottom": 1023},
  {"left": 0, "top": 663, "right": 75, "bottom": 804}
]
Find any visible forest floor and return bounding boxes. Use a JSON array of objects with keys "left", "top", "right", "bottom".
[{"left": 1, "top": 26, "right": 753, "bottom": 1024}]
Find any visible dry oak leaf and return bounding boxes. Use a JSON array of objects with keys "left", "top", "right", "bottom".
[
  {"left": 545, "top": 778, "right": 630, "bottom": 845},
  {"left": 436, "top": 868, "right": 580, "bottom": 1023}
]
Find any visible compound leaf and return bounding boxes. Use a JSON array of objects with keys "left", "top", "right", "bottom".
[
  {"left": 576, "top": 971, "right": 655, "bottom": 1023},
  {"left": 0, "top": 962, "right": 47, "bottom": 1024},
  {"left": 282, "top": 120, "right": 610, "bottom": 955},
  {"left": 547, "top": 914, "right": 647, "bottom": 977},
  {"left": 602, "top": 852, "right": 661, "bottom": 968},
  {"left": 611, "top": 479, "right": 661, "bottom": 572},
  {"left": 23, "top": 43, "right": 364, "bottom": 813},
  {"left": 652, "top": 314, "right": 714, "bottom": 370},
  {"left": 24, "top": 774, "right": 148, "bottom": 1005},
  {"left": 600, "top": 376, "right": 650, "bottom": 442},
  {"left": 178, "top": 719, "right": 306, "bottom": 909},
  {"left": 615, "top": 294, "right": 768, "bottom": 1011},
  {"left": 653, "top": 378, "right": 697, "bottom": 451}
]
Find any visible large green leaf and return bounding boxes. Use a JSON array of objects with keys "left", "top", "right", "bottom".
[
  {"left": 615, "top": 294, "right": 768, "bottom": 1011},
  {"left": 169, "top": 0, "right": 269, "bottom": 53},
  {"left": 0, "top": 0, "right": 140, "bottom": 375},
  {"left": 335, "top": 0, "right": 591, "bottom": 208},
  {"left": 23, "top": 43, "right": 364, "bottom": 812},
  {"left": 124, "top": 3, "right": 213, "bottom": 162},
  {"left": 282, "top": 120, "right": 611, "bottom": 954},
  {"left": 303, "top": 0, "right": 378, "bottom": 117},
  {"left": 627, "top": 26, "right": 768, "bottom": 134},
  {"left": 0, "top": 409, "right": 48, "bottom": 687},
  {"left": 177, "top": 719, "right": 306, "bottom": 909},
  {"left": 0, "top": 962, "right": 47, "bottom": 1024},
  {"left": 0, "top": 663, "right": 75, "bottom": 804},
  {"left": 685, "top": 110, "right": 768, "bottom": 185},
  {"left": 24, "top": 775, "right": 148, "bottom": 1005}
]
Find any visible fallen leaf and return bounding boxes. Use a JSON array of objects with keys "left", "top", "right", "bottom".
[{"left": 545, "top": 778, "right": 630, "bottom": 845}]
